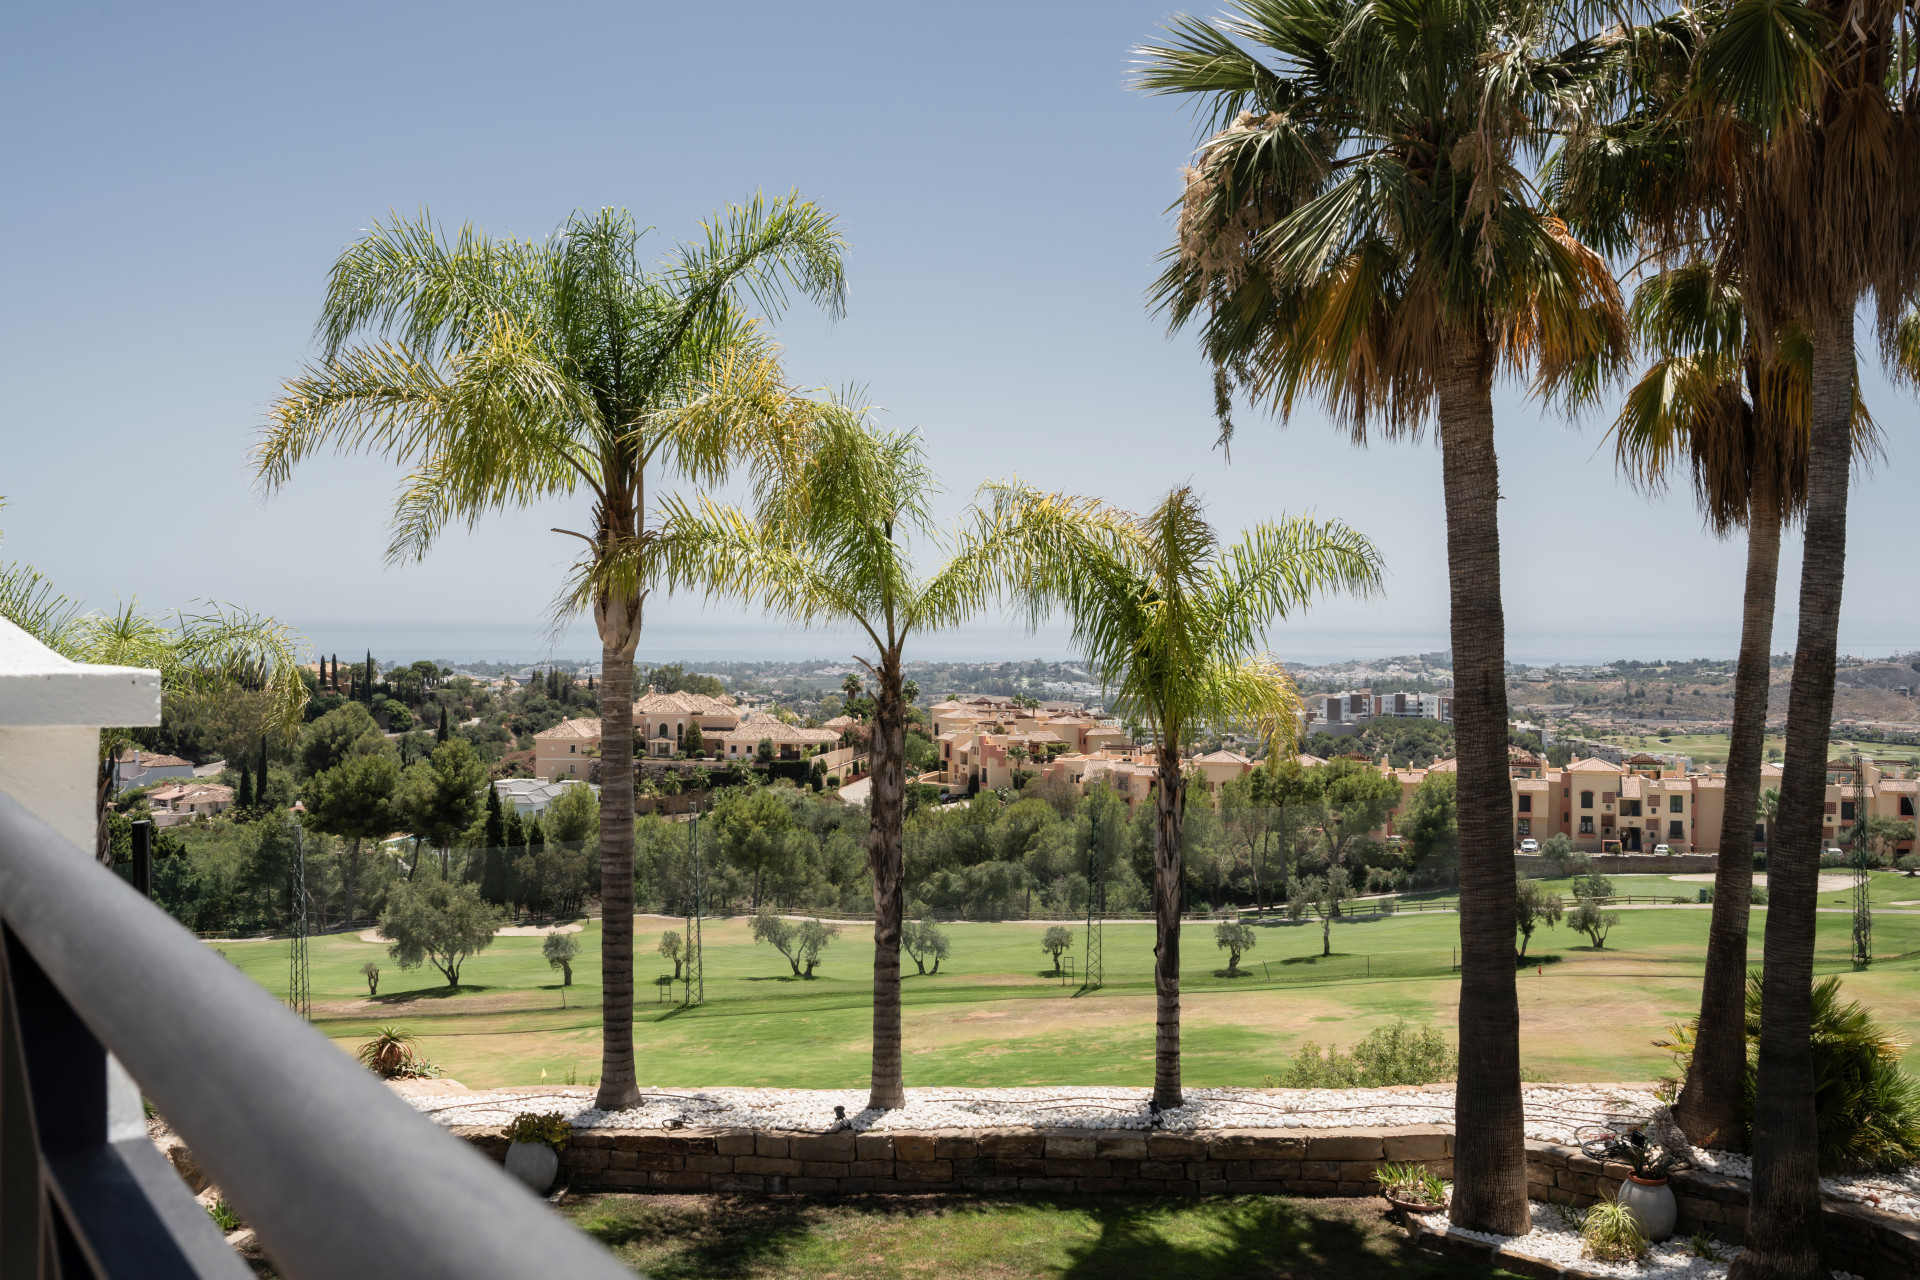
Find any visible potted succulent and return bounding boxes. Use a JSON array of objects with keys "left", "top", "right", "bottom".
[
  {"left": 503, "top": 1111, "right": 571, "bottom": 1194},
  {"left": 1589, "top": 1129, "right": 1680, "bottom": 1242},
  {"left": 1373, "top": 1162, "right": 1448, "bottom": 1226}
]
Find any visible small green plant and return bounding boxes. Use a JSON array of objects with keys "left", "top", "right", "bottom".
[
  {"left": 207, "top": 1200, "right": 243, "bottom": 1232},
  {"left": 355, "top": 1026, "right": 439, "bottom": 1079},
  {"left": 1581, "top": 1199, "right": 1648, "bottom": 1262},
  {"left": 1688, "top": 1231, "right": 1726, "bottom": 1262},
  {"left": 1546, "top": 1201, "right": 1587, "bottom": 1232},
  {"left": 1273, "top": 1019, "right": 1457, "bottom": 1087},
  {"left": 506, "top": 1110, "right": 572, "bottom": 1151},
  {"left": 1373, "top": 1161, "right": 1446, "bottom": 1206}
]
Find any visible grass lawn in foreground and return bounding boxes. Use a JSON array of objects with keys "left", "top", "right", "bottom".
[
  {"left": 560, "top": 1193, "right": 1519, "bottom": 1279},
  {"left": 214, "top": 888, "right": 1920, "bottom": 1088}
]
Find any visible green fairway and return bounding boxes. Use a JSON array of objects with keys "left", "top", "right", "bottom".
[{"left": 215, "top": 873, "right": 1920, "bottom": 1089}]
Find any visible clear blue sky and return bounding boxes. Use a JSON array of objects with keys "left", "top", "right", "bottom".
[{"left": 2, "top": 1, "right": 1911, "bottom": 667}]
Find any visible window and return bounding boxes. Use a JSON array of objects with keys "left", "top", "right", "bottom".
[
  {"left": 1669, "top": 820, "right": 1684, "bottom": 839},
  {"left": 1669, "top": 796, "right": 1683, "bottom": 814},
  {"left": 1581, "top": 791, "right": 1594, "bottom": 809},
  {"left": 1841, "top": 801, "right": 1856, "bottom": 821},
  {"left": 1519, "top": 796, "right": 1532, "bottom": 813},
  {"left": 1755, "top": 823, "right": 1767, "bottom": 842},
  {"left": 1624, "top": 800, "right": 1641, "bottom": 817},
  {"left": 569, "top": 744, "right": 576, "bottom": 753},
  {"left": 1518, "top": 819, "right": 1532, "bottom": 837},
  {"left": 1904, "top": 797, "right": 1916, "bottom": 818},
  {"left": 1580, "top": 816, "right": 1595, "bottom": 834}
]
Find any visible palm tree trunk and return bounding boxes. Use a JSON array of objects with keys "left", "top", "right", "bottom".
[
  {"left": 1731, "top": 301, "right": 1853, "bottom": 1280},
  {"left": 867, "top": 646, "right": 908, "bottom": 1110},
  {"left": 1152, "top": 740, "right": 1186, "bottom": 1110},
  {"left": 593, "top": 620, "right": 642, "bottom": 1111},
  {"left": 1437, "top": 328, "right": 1529, "bottom": 1235},
  {"left": 1676, "top": 469, "right": 1780, "bottom": 1149}
]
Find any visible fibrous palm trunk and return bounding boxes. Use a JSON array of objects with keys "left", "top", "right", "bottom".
[
  {"left": 593, "top": 606, "right": 642, "bottom": 1111},
  {"left": 1731, "top": 302, "right": 1853, "bottom": 1280},
  {"left": 867, "top": 647, "right": 908, "bottom": 1110},
  {"left": 1152, "top": 739, "right": 1186, "bottom": 1110},
  {"left": 1438, "top": 329, "right": 1529, "bottom": 1236},
  {"left": 1676, "top": 467, "right": 1779, "bottom": 1149}
]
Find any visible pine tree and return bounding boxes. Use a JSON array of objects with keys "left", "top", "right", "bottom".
[{"left": 437, "top": 704, "right": 449, "bottom": 743}]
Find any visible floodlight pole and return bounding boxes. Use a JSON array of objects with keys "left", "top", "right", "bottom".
[{"left": 288, "top": 822, "right": 311, "bottom": 1019}]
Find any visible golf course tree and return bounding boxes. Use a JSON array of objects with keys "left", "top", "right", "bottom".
[
  {"left": 1138, "top": 0, "right": 1625, "bottom": 1233},
  {"left": 1214, "top": 918, "right": 1256, "bottom": 975},
  {"left": 658, "top": 930, "right": 685, "bottom": 979},
  {"left": 795, "top": 919, "right": 839, "bottom": 978},
  {"left": 1041, "top": 925, "right": 1075, "bottom": 974},
  {"left": 258, "top": 195, "right": 848, "bottom": 1112},
  {"left": 658, "top": 409, "right": 1091, "bottom": 1110},
  {"left": 1292, "top": 866, "right": 1355, "bottom": 957},
  {"left": 990, "top": 482, "right": 1383, "bottom": 1108},
  {"left": 380, "top": 878, "right": 502, "bottom": 988},
  {"left": 544, "top": 930, "right": 580, "bottom": 986},
  {"left": 303, "top": 748, "right": 402, "bottom": 926},
  {"left": 749, "top": 906, "right": 839, "bottom": 978},
  {"left": 1514, "top": 878, "right": 1564, "bottom": 959},
  {"left": 902, "top": 920, "right": 950, "bottom": 974},
  {"left": 392, "top": 738, "right": 488, "bottom": 879},
  {"left": 0, "top": 526, "right": 309, "bottom": 861},
  {"left": 1567, "top": 896, "right": 1618, "bottom": 950},
  {"left": 360, "top": 963, "right": 379, "bottom": 997}
]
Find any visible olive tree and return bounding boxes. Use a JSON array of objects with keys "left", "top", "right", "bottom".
[
  {"left": 380, "top": 879, "right": 502, "bottom": 988},
  {"left": 544, "top": 930, "right": 581, "bottom": 985},
  {"left": 1214, "top": 919, "right": 1257, "bottom": 975},
  {"left": 1040, "top": 925, "right": 1074, "bottom": 974}
]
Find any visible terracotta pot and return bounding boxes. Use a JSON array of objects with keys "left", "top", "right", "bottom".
[
  {"left": 1617, "top": 1175, "right": 1677, "bottom": 1242},
  {"left": 1383, "top": 1193, "right": 1446, "bottom": 1229},
  {"left": 505, "top": 1140, "right": 559, "bottom": 1194}
]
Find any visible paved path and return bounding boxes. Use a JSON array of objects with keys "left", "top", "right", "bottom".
[{"left": 837, "top": 775, "right": 872, "bottom": 806}]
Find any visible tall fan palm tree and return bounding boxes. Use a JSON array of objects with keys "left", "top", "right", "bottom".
[
  {"left": 990, "top": 483, "right": 1382, "bottom": 1108},
  {"left": 1135, "top": 0, "right": 1626, "bottom": 1232},
  {"left": 1, "top": 520, "right": 308, "bottom": 858},
  {"left": 1603, "top": 264, "right": 1879, "bottom": 1150},
  {"left": 1558, "top": 4, "right": 1919, "bottom": 1267},
  {"left": 657, "top": 410, "right": 1085, "bottom": 1110},
  {"left": 256, "top": 197, "right": 847, "bottom": 1111}
]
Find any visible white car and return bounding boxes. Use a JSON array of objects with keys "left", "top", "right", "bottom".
[
  {"left": 1518, "top": 839, "right": 1539, "bottom": 853},
  {"left": 1654, "top": 843, "right": 1672, "bottom": 855}
]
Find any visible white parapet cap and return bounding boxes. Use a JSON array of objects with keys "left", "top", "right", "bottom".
[{"left": 0, "top": 618, "right": 160, "bottom": 728}]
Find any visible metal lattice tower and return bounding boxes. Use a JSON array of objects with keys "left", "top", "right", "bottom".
[
  {"left": 1082, "top": 809, "right": 1103, "bottom": 991},
  {"left": 684, "top": 805, "right": 705, "bottom": 1007},
  {"left": 1853, "top": 818, "right": 1874, "bottom": 968},
  {"left": 288, "top": 824, "right": 311, "bottom": 1019}
]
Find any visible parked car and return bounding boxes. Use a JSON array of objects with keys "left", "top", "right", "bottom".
[
  {"left": 1519, "top": 838, "right": 1539, "bottom": 854},
  {"left": 1654, "top": 843, "right": 1672, "bottom": 855}
]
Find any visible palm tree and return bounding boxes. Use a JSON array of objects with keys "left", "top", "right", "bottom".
[
  {"left": 1604, "top": 264, "right": 1878, "bottom": 1150},
  {"left": 1135, "top": 0, "right": 1625, "bottom": 1232},
  {"left": 1, "top": 524, "right": 308, "bottom": 858},
  {"left": 991, "top": 483, "right": 1382, "bottom": 1108},
  {"left": 658, "top": 409, "right": 1077, "bottom": 1110},
  {"left": 1556, "top": 5, "right": 1918, "bottom": 1266},
  {"left": 255, "top": 197, "right": 847, "bottom": 1111}
]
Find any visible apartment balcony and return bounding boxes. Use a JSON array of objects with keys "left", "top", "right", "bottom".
[{"left": 0, "top": 619, "right": 633, "bottom": 1279}]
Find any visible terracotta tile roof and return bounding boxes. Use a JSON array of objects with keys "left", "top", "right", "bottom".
[
  {"left": 1567, "top": 757, "right": 1626, "bottom": 773},
  {"left": 1194, "top": 750, "right": 1253, "bottom": 766},
  {"left": 114, "top": 749, "right": 191, "bottom": 768},
  {"left": 822, "top": 715, "right": 860, "bottom": 730},
  {"left": 150, "top": 783, "right": 233, "bottom": 804},
  {"left": 633, "top": 691, "right": 736, "bottom": 716},
  {"left": 534, "top": 717, "right": 602, "bottom": 741},
  {"left": 713, "top": 719, "right": 841, "bottom": 746}
]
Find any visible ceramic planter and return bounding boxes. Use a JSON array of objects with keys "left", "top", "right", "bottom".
[
  {"left": 504, "top": 1140, "right": 560, "bottom": 1194},
  {"left": 1616, "top": 1175, "right": 1677, "bottom": 1242}
]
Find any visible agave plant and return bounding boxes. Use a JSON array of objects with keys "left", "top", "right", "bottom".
[{"left": 356, "top": 1026, "right": 421, "bottom": 1079}]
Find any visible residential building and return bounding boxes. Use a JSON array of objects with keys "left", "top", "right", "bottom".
[
  {"left": 493, "top": 777, "right": 598, "bottom": 817},
  {"left": 533, "top": 717, "right": 602, "bottom": 782},
  {"left": 632, "top": 690, "right": 743, "bottom": 758},
  {"left": 710, "top": 714, "right": 841, "bottom": 761},
  {"left": 112, "top": 748, "right": 194, "bottom": 794},
  {"left": 147, "top": 782, "right": 233, "bottom": 826}
]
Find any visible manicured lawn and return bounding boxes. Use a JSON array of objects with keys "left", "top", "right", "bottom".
[
  {"left": 214, "top": 880, "right": 1920, "bottom": 1088},
  {"left": 560, "top": 1193, "right": 1519, "bottom": 1279}
]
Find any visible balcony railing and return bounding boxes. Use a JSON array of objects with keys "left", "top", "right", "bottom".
[{"left": 0, "top": 790, "right": 635, "bottom": 1280}]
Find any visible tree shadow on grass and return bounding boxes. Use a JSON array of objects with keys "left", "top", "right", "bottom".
[
  {"left": 1052, "top": 1196, "right": 1509, "bottom": 1280},
  {"left": 1211, "top": 968, "right": 1256, "bottom": 979},
  {"left": 369, "top": 984, "right": 492, "bottom": 1004},
  {"left": 570, "top": 1196, "right": 819, "bottom": 1279}
]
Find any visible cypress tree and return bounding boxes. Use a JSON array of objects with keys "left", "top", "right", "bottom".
[
  {"left": 256, "top": 736, "right": 270, "bottom": 810},
  {"left": 437, "top": 704, "right": 449, "bottom": 743},
  {"left": 484, "top": 784, "right": 506, "bottom": 848},
  {"left": 526, "top": 816, "right": 545, "bottom": 853},
  {"left": 236, "top": 763, "right": 255, "bottom": 809},
  {"left": 506, "top": 806, "right": 526, "bottom": 849},
  {"left": 364, "top": 650, "right": 375, "bottom": 701}
]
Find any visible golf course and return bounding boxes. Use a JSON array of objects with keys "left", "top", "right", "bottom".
[{"left": 215, "top": 872, "right": 1920, "bottom": 1089}]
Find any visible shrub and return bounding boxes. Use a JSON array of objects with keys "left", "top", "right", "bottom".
[
  {"left": 1658, "top": 973, "right": 1920, "bottom": 1170},
  {"left": 1581, "top": 1199, "right": 1647, "bottom": 1262},
  {"left": 355, "top": 1026, "right": 438, "bottom": 1079},
  {"left": 1751, "top": 886, "right": 1769, "bottom": 905},
  {"left": 506, "top": 1110, "right": 572, "bottom": 1151},
  {"left": 1373, "top": 1161, "right": 1445, "bottom": 1206},
  {"left": 1271, "top": 1019, "right": 1456, "bottom": 1087}
]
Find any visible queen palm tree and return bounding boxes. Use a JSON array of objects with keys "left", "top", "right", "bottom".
[
  {"left": 657, "top": 409, "right": 1092, "bottom": 1109},
  {"left": 992, "top": 483, "right": 1381, "bottom": 1107},
  {"left": 1135, "top": 0, "right": 1625, "bottom": 1232},
  {"left": 255, "top": 197, "right": 847, "bottom": 1112},
  {"left": 1604, "top": 264, "right": 1878, "bottom": 1150}
]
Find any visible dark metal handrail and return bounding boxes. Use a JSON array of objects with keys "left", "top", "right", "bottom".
[{"left": 0, "top": 792, "right": 633, "bottom": 1280}]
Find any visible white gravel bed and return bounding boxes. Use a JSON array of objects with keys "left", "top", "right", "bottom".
[
  {"left": 406, "top": 1083, "right": 1660, "bottom": 1139},
  {"left": 1416, "top": 1201, "right": 1743, "bottom": 1277},
  {"left": 1683, "top": 1147, "right": 1920, "bottom": 1219}
]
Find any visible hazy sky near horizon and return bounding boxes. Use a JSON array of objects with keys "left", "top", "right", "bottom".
[{"left": 2, "top": 1, "right": 1913, "bottom": 668}]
